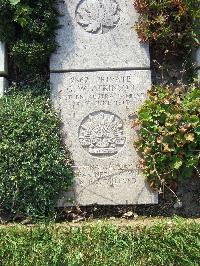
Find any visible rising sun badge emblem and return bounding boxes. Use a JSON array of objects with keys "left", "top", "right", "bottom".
[{"left": 79, "top": 111, "right": 126, "bottom": 157}]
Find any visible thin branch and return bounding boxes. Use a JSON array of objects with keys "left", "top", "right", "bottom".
[{"left": 152, "top": 155, "right": 180, "bottom": 202}]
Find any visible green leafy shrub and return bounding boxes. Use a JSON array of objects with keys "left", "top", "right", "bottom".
[
  {"left": 0, "top": 86, "right": 73, "bottom": 217},
  {"left": 134, "top": 0, "right": 199, "bottom": 48},
  {"left": 134, "top": 84, "right": 200, "bottom": 191},
  {"left": 134, "top": 0, "right": 200, "bottom": 82},
  {"left": 0, "top": 0, "right": 59, "bottom": 77}
]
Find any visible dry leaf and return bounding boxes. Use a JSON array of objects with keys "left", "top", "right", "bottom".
[{"left": 185, "top": 133, "right": 195, "bottom": 142}]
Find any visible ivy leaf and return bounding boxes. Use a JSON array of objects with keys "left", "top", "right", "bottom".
[{"left": 16, "top": 17, "right": 27, "bottom": 27}]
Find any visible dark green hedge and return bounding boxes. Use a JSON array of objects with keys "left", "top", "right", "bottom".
[
  {"left": 0, "top": 85, "right": 73, "bottom": 217},
  {"left": 0, "top": 0, "right": 59, "bottom": 78}
]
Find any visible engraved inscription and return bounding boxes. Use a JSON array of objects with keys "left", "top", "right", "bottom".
[
  {"left": 79, "top": 111, "right": 126, "bottom": 157},
  {"left": 62, "top": 74, "right": 147, "bottom": 109},
  {"left": 76, "top": 176, "right": 137, "bottom": 187},
  {"left": 76, "top": 0, "right": 120, "bottom": 34},
  {"left": 73, "top": 164, "right": 140, "bottom": 187}
]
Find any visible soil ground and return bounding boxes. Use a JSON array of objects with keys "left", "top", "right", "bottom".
[
  {"left": 1, "top": 217, "right": 200, "bottom": 229},
  {"left": 0, "top": 175, "right": 199, "bottom": 225}
]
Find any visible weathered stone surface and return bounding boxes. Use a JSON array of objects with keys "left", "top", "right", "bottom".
[
  {"left": 196, "top": 48, "right": 200, "bottom": 79},
  {"left": 51, "top": 70, "right": 158, "bottom": 205},
  {"left": 196, "top": 48, "right": 200, "bottom": 67},
  {"left": 50, "top": 0, "right": 157, "bottom": 205},
  {"left": 0, "top": 77, "right": 7, "bottom": 97},
  {"left": 198, "top": 69, "right": 200, "bottom": 79},
  {"left": 50, "top": 0, "right": 150, "bottom": 71},
  {"left": 0, "top": 42, "right": 7, "bottom": 75}
]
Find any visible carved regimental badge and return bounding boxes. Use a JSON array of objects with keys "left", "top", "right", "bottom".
[
  {"left": 79, "top": 111, "right": 126, "bottom": 157},
  {"left": 75, "top": 0, "right": 120, "bottom": 34}
]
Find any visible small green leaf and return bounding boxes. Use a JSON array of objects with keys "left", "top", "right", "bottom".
[
  {"left": 173, "top": 157, "right": 183, "bottom": 170},
  {"left": 9, "top": 0, "right": 21, "bottom": 5},
  {"left": 15, "top": 17, "right": 28, "bottom": 27}
]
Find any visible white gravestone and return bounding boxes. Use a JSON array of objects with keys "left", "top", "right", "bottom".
[
  {"left": 0, "top": 42, "right": 7, "bottom": 96},
  {"left": 196, "top": 48, "right": 200, "bottom": 79},
  {"left": 0, "top": 42, "right": 7, "bottom": 75},
  {"left": 0, "top": 77, "right": 7, "bottom": 97},
  {"left": 50, "top": 0, "right": 158, "bottom": 205}
]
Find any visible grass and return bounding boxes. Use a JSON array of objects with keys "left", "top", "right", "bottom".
[{"left": 0, "top": 217, "right": 200, "bottom": 266}]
